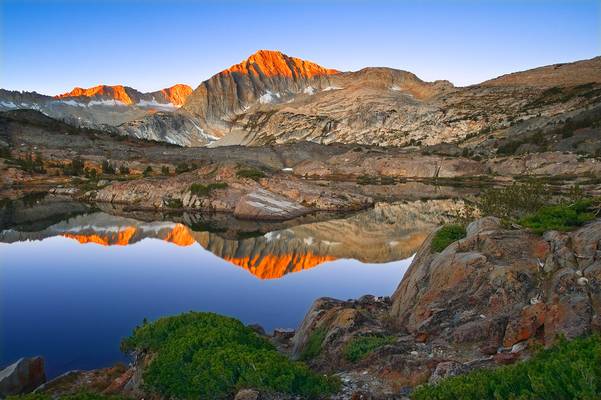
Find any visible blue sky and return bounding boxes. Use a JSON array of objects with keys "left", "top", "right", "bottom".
[{"left": 1, "top": 0, "right": 599, "bottom": 95}]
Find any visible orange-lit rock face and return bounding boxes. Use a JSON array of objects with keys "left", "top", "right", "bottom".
[
  {"left": 223, "top": 252, "right": 337, "bottom": 279},
  {"left": 160, "top": 84, "right": 192, "bottom": 107},
  {"left": 224, "top": 50, "right": 339, "bottom": 79},
  {"left": 56, "top": 85, "right": 134, "bottom": 105}
]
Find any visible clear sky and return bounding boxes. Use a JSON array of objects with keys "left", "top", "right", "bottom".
[{"left": 1, "top": 0, "right": 599, "bottom": 95}]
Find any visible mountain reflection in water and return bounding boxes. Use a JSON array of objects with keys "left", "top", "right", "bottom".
[
  {"left": 1, "top": 200, "right": 461, "bottom": 279},
  {"left": 0, "top": 198, "right": 461, "bottom": 377}
]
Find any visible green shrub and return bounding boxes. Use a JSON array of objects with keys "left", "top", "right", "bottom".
[
  {"left": 101, "top": 160, "right": 115, "bottom": 175},
  {"left": 175, "top": 163, "right": 190, "bottom": 174},
  {"left": 300, "top": 327, "right": 327, "bottom": 361},
  {"left": 412, "top": 335, "right": 601, "bottom": 400},
  {"left": 161, "top": 165, "right": 170, "bottom": 176},
  {"left": 143, "top": 166, "right": 153, "bottom": 177},
  {"left": 479, "top": 181, "right": 550, "bottom": 220},
  {"left": 164, "top": 198, "right": 183, "bottom": 209},
  {"left": 8, "top": 393, "right": 128, "bottom": 400},
  {"left": 431, "top": 224, "right": 466, "bottom": 253},
  {"left": 520, "top": 199, "right": 598, "bottom": 234},
  {"left": 190, "top": 182, "right": 228, "bottom": 196},
  {"left": 236, "top": 168, "right": 266, "bottom": 181},
  {"left": 121, "top": 312, "right": 338, "bottom": 399},
  {"left": 343, "top": 335, "right": 395, "bottom": 363}
]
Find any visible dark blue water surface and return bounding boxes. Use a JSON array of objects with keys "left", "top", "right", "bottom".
[{"left": 0, "top": 237, "right": 410, "bottom": 378}]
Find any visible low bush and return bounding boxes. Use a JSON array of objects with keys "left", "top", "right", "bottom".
[
  {"left": 479, "top": 181, "right": 550, "bottom": 220},
  {"left": 7, "top": 393, "right": 128, "bottom": 400},
  {"left": 121, "top": 312, "right": 338, "bottom": 399},
  {"left": 412, "top": 335, "right": 601, "bottom": 400},
  {"left": 236, "top": 168, "right": 266, "bottom": 181},
  {"left": 343, "top": 335, "right": 395, "bottom": 363},
  {"left": 431, "top": 224, "right": 466, "bottom": 253},
  {"left": 164, "top": 198, "right": 183, "bottom": 209},
  {"left": 520, "top": 198, "right": 598, "bottom": 234},
  {"left": 175, "top": 163, "right": 190, "bottom": 174},
  {"left": 189, "top": 182, "right": 228, "bottom": 196}
]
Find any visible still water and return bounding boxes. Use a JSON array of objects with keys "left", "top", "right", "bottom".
[{"left": 0, "top": 199, "right": 453, "bottom": 377}]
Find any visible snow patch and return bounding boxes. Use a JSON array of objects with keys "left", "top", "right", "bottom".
[
  {"left": 281, "top": 167, "right": 293, "bottom": 172},
  {"left": 390, "top": 85, "right": 401, "bottom": 91},
  {"left": 137, "top": 99, "right": 177, "bottom": 109},
  {"left": 189, "top": 119, "right": 218, "bottom": 141},
  {"left": 303, "top": 86, "right": 315, "bottom": 95},
  {"left": 88, "top": 99, "right": 128, "bottom": 107},
  {"left": 58, "top": 100, "right": 86, "bottom": 107},
  {"left": 259, "top": 91, "right": 280, "bottom": 104},
  {"left": 322, "top": 86, "right": 342, "bottom": 91},
  {"left": 0, "top": 101, "right": 17, "bottom": 108}
]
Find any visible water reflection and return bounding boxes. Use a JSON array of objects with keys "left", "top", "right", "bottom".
[
  {"left": 1, "top": 199, "right": 461, "bottom": 279},
  {"left": 0, "top": 197, "right": 460, "bottom": 376}
]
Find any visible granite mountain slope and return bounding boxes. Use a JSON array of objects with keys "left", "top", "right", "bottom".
[
  {"left": 120, "top": 51, "right": 601, "bottom": 147},
  {"left": 0, "top": 83, "right": 192, "bottom": 128}
]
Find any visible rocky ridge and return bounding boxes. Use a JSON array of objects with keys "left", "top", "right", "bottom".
[
  {"left": 120, "top": 52, "right": 601, "bottom": 148},
  {"left": 0, "top": 83, "right": 192, "bottom": 129}
]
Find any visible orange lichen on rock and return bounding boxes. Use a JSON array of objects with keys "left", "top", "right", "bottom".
[
  {"left": 224, "top": 50, "right": 339, "bottom": 79},
  {"left": 55, "top": 85, "right": 134, "bottom": 105},
  {"left": 160, "top": 84, "right": 193, "bottom": 107},
  {"left": 62, "top": 226, "right": 137, "bottom": 246},
  {"left": 224, "top": 252, "right": 336, "bottom": 279}
]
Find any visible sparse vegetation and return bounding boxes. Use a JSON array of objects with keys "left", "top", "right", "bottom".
[
  {"left": 343, "top": 335, "right": 395, "bottom": 363},
  {"left": 62, "top": 156, "right": 85, "bottom": 176},
  {"left": 189, "top": 182, "right": 228, "bottom": 196},
  {"left": 161, "top": 165, "right": 170, "bottom": 176},
  {"left": 478, "top": 181, "right": 550, "bottom": 221},
  {"left": 164, "top": 198, "right": 183, "bottom": 209},
  {"left": 236, "top": 167, "right": 266, "bottom": 181},
  {"left": 7, "top": 393, "right": 129, "bottom": 400},
  {"left": 175, "top": 163, "right": 191, "bottom": 174},
  {"left": 101, "top": 160, "right": 115, "bottom": 175},
  {"left": 431, "top": 224, "right": 466, "bottom": 253},
  {"left": 143, "top": 166, "right": 153, "bottom": 177},
  {"left": 412, "top": 335, "right": 601, "bottom": 400},
  {"left": 120, "top": 312, "right": 338, "bottom": 399},
  {"left": 300, "top": 327, "right": 327, "bottom": 361},
  {"left": 13, "top": 152, "right": 46, "bottom": 173}
]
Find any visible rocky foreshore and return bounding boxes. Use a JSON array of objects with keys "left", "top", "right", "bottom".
[{"left": 4, "top": 215, "right": 599, "bottom": 399}]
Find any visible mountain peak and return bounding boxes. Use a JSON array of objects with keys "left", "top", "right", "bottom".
[
  {"left": 54, "top": 84, "right": 193, "bottom": 107},
  {"left": 159, "top": 84, "right": 193, "bottom": 107},
  {"left": 56, "top": 85, "right": 135, "bottom": 105},
  {"left": 224, "top": 49, "right": 339, "bottom": 78}
]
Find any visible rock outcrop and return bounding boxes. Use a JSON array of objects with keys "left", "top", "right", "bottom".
[
  {"left": 92, "top": 163, "right": 373, "bottom": 219},
  {"left": 289, "top": 216, "right": 601, "bottom": 396},
  {"left": 0, "top": 357, "right": 46, "bottom": 397}
]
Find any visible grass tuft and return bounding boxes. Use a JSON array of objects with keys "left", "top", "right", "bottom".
[{"left": 431, "top": 224, "right": 466, "bottom": 253}]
